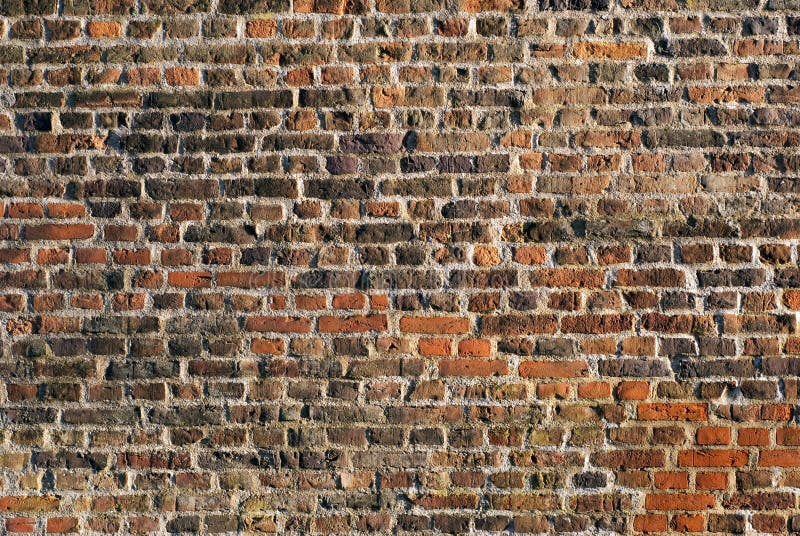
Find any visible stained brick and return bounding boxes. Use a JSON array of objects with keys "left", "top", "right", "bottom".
[{"left": 0, "top": 1, "right": 794, "bottom": 530}]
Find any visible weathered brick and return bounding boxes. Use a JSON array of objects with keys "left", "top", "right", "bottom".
[
  {"left": 639, "top": 403, "right": 709, "bottom": 421},
  {"left": 400, "top": 316, "right": 469, "bottom": 334},
  {"left": 439, "top": 359, "right": 508, "bottom": 376},
  {"left": 573, "top": 41, "right": 647, "bottom": 59},
  {"left": 519, "top": 360, "right": 589, "bottom": 378},
  {"left": 0, "top": 1, "right": 795, "bottom": 530}
]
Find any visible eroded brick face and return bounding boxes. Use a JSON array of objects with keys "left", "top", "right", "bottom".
[{"left": 0, "top": 0, "right": 799, "bottom": 534}]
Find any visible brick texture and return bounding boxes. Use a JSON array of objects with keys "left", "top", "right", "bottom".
[{"left": 0, "top": 0, "right": 800, "bottom": 534}]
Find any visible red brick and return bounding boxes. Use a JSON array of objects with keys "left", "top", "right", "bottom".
[
  {"left": 654, "top": 472, "right": 689, "bottom": 490},
  {"left": 46, "top": 517, "right": 79, "bottom": 533},
  {"left": 47, "top": 203, "right": 86, "bottom": 218},
  {"left": 167, "top": 271, "right": 212, "bottom": 288},
  {"left": 0, "top": 248, "right": 30, "bottom": 263},
  {"left": 295, "top": 295, "right": 326, "bottom": 309},
  {"left": 333, "top": 293, "right": 366, "bottom": 309},
  {"left": 75, "top": 248, "right": 106, "bottom": 263},
  {"left": 8, "top": 203, "right": 43, "bottom": 218},
  {"left": 695, "top": 472, "right": 727, "bottom": 491},
  {"left": 759, "top": 450, "right": 800, "bottom": 467},
  {"left": 457, "top": 338, "right": 490, "bottom": 357},
  {"left": 634, "top": 514, "right": 668, "bottom": 532},
  {"left": 528, "top": 268, "right": 604, "bottom": 288},
  {"left": 671, "top": 514, "right": 704, "bottom": 533},
  {"left": 26, "top": 224, "right": 94, "bottom": 240},
  {"left": 696, "top": 427, "right": 731, "bottom": 445},
  {"left": 104, "top": 224, "right": 137, "bottom": 241},
  {"left": 217, "top": 271, "right": 284, "bottom": 288},
  {"left": 677, "top": 449, "right": 748, "bottom": 467},
  {"left": 113, "top": 292, "right": 145, "bottom": 311},
  {"left": 738, "top": 428, "right": 769, "bottom": 446},
  {"left": 113, "top": 248, "right": 151, "bottom": 265},
  {"left": 161, "top": 249, "right": 192, "bottom": 266},
  {"left": 246, "top": 316, "right": 312, "bottom": 333},
  {"left": 6, "top": 517, "right": 35, "bottom": 533}
]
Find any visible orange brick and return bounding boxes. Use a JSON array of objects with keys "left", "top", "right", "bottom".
[
  {"left": 617, "top": 381, "right": 649, "bottom": 400},
  {"left": 457, "top": 338, "right": 491, "bottom": 357},
  {"left": 460, "top": 0, "right": 522, "bottom": 12},
  {"left": 0, "top": 495, "right": 59, "bottom": 512},
  {"left": 6, "top": 517, "right": 35, "bottom": 533},
  {"left": 696, "top": 427, "right": 731, "bottom": 445},
  {"left": 638, "top": 403, "right": 708, "bottom": 422},
  {"left": 37, "top": 248, "right": 68, "bottom": 264},
  {"left": 400, "top": 316, "right": 470, "bottom": 334},
  {"left": 577, "top": 381, "right": 611, "bottom": 399},
  {"left": 47, "top": 203, "right": 86, "bottom": 218},
  {"left": 8, "top": 203, "right": 43, "bottom": 219},
  {"left": 634, "top": 514, "right": 667, "bottom": 532},
  {"left": 644, "top": 493, "right": 715, "bottom": 511},
  {"left": 519, "top": 360, "right": 589, "bottom": 378},
  {"left": 574, "top": 41, "right": 647, "bottom": 59},
  {"left": 46, "top": 517, "right": 79, "bottom": 533},
  {"left": 370, "top": 294, "right": 389, "bottom": 309},
  {"left": 418, "top": 338, "right": 451, "bottom": 357},
  {"left": 514, "top": 245, "right": 547, "bottom": 264},
  {"left": 695, "top": 472, "right": 727, "bottom": 491},
  {"left": 738, "top": 428, "right": 769, "bottom": 446},
  {"left": 246, "top": 18, "right": 277, "bottom": 37},
  {"left": 250, "top": 338, "right": 285, "bottom": 355},
  {"left": 87, "top": 21, "right": 121, "bottom": 38},
  {"left": 536, "top": 382, "right": 571, "bottom": 399},
  {"left": 296, "top": 295, "right": 326, "bottom": 310},
  {"left": 333, "top": 293, "right": 366, "bottom": 309},
  {"left": 165, "top": 67, "right": 199, "bottom": 86}
]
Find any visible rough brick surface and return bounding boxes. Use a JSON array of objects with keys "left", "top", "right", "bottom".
[{"left": 0, "top": 0, "right": 800, "bottom": 534}]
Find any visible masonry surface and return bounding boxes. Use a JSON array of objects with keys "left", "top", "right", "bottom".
[{"left": 1, "top": 0, "right": 800, "bottom": 534}]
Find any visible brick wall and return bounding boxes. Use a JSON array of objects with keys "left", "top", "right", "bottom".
[{"left": 1, "top": 0, "right": 799, "bottom": 534}]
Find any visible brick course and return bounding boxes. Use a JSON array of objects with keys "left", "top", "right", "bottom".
[{"left": 1, "top": 0, "right": 800, "bottom": 534}]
